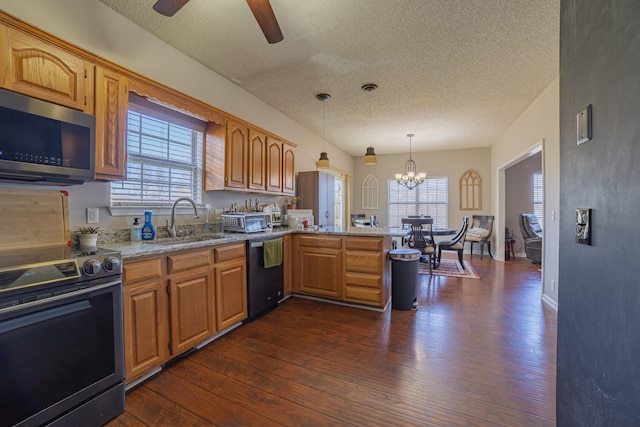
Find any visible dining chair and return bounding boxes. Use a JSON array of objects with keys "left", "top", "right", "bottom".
[
  {"left": 464, "top": 215, "right": 495, "bottom": 259},
  {"left": 402, "top": 217, "right": 436, "bottom": 273},
  {"left": 436, "top": 217, "right": 470, "bottom": 268}
]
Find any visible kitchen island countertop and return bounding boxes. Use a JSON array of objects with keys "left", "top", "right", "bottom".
[{"left": 104, "top": 226, "right": 408, "bottom": 259}]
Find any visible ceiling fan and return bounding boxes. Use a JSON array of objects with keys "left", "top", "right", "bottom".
[{"left": 152, "top": 0, "right": 284, "bottom": 44}]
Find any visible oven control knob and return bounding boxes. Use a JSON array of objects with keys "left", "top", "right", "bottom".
[
  {"left": 103, "top": 256, "right": 121, "bottom": 273},
  {"left": 82, "top": 259, "right": 102, "bottom": 275}
]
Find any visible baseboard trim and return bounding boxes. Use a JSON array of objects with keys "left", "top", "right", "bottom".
[{"left": 542, "top": 293, "right": 558, "bottom": 311}]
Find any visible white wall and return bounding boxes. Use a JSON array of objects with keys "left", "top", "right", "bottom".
[
  {"left": 0, "top": 0, "right": 354, "bottom": 229},
  {"left": 491, "top": 77, "right": 559, "bottom": 308},
  {"left": 353, "top": 147, "right": 492, "bottom": 230}
]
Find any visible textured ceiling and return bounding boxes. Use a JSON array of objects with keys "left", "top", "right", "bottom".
[{"left": 97, "top": 0, "right": 559, "bottom": 156}]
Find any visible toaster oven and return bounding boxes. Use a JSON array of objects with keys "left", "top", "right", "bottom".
[{"left": 221, "top": 212, "right": 272, "bottom": 233}]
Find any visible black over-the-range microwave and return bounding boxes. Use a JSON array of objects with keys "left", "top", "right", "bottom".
[{"left": 0, "top": 87, "right": 96, "bottom": 185}]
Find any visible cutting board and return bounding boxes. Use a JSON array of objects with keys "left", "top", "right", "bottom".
[{"left": 0, "top": 188, "right": 71, "bottom": 250}]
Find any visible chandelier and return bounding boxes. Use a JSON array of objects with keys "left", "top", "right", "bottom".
[{"left": 395, "top": 134, "right": 427, "bottom": 190}]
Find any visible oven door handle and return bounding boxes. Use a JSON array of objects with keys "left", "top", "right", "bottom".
[{"left": 0, "top": 279, "right": 122, "bottom": 316}]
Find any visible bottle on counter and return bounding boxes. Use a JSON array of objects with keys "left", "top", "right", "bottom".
[
  {"left": 130, "top": 217, "right": 142, "bottom": 242},
  {"left": 141, "top": 210, "right": 156, "bottom": 241}
]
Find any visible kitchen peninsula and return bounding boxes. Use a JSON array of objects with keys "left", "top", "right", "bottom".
[{"left": 112, "top": 227, "right": 394, "bottom": 386}]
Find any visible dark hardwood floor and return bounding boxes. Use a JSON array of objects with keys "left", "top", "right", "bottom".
[{"left": 107, "top": 255, "right": 556, "bottom": 426}]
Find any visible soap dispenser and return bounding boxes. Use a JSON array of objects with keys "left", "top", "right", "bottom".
[
  {"left": 130, "top": 218, "right": 142, "bottom": 242},
  {"left": 141, "top": 210, "right": 156, "bottom": 241}
]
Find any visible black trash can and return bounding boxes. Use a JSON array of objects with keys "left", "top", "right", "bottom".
[{"left": 389, "top": 248, "right": 421, "bottom": 310}]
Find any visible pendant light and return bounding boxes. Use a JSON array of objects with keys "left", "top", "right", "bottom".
[
  {"left": 316, "top": 93, "right": 331, "bottom": 169},
  {"left": 395, "top": 134, "right": 427, "bottom": 190},
  {"left": 362, "top": 83, "right": 378, "bottom": 165}
]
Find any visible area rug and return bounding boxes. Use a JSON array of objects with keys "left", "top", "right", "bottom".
[{"left": 418, "top": 258, "right": 480, "bottom": 279}]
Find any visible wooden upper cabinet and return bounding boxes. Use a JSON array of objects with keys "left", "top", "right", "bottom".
[
  {"left": 266, "top": 137, "right": 283, "bottom": 192},
  {"left": 282, "top": 141, "right": 296, "bottom": 195},
  {"left": 94, "top": 66, "right": 128, "bottom": 180},
  {"left": 0, "top": 26, "right": 89, "bottom": 111},
  {"left": 248, "top": 129, "right": 267, "bottom": 191},
  {"left": 225, "top": 119, "right": 248, "bottom": 189}
]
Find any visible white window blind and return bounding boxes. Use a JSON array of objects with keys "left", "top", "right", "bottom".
[
  {"left": 110, "top": 94, "right": 205, "bottom": 207},
  {"left": 533, "top": 172, "right": 543, "bottom": 228},
  {"left": 388, "top": 177, "right": 448, "bottom": 228}
]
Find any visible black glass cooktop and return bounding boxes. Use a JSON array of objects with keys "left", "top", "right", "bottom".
[{"left": 0, "top": 245, "right": 121, "bottom": 294}]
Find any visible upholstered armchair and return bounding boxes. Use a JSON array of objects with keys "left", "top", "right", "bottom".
[
  {"left": 465, "top": 215, "right": 494, "bottom": 259},
  {"left": 519, "top": 213, "right": 542, "bottom": 264}
]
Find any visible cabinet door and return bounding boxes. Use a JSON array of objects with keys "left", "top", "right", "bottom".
[
  {"left": 215, "top": 258, "right": 247, "bottom": 330},
  {"left": 266, "top": 138, "right": 283, "bottom": 193},
  {"left": 0, "top": 27, "right": 88, "bottom": 111},
  {"left": 225, "top": 120, "right": 247, "bottom": 189},
  {"left": 248, "top": 128, "right": 267, "bottom": 190},
  {"left": 123, "top": 280, "right": 169, "bottom": 383},
  {"left": 94, "top": 66, "right": 128, "bottom": 180},
  {"left": 297, "top": 247, "right": 342, "bottom": 299},
  {"left": 169, "top": 270, "right": 215, "bottom": 355},
  {"left": 282, "top": 142, "right": 296, "bottom": 194}
]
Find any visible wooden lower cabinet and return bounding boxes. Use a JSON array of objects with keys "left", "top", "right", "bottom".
[
  {"left": 215, "top": 257, "right": 247, "bottom": 330},
  {"left": 123, "top": 279, "right": 169, "bottom": 382},
  {"left": 169, "top": 269, "right": 215, "bottom": 355},
  {"left": 293, "top": 234, "right": 391, "bottom": 308},
  {"left": 294, "top": 235, "right": 343, "bottom": 299},
  {"left": 122, "top": 243, "right": 248, "bottom": 384}
]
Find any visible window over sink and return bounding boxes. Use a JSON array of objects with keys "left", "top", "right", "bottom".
[{"left": 110, "top": 93, "right": 205, "bottom": 208}]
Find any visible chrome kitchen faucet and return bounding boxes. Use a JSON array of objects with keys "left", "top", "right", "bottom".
[{"left": 166, "top": 197, "right": 199, "bottom": 238}]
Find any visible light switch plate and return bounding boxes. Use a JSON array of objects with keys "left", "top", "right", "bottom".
[
  {"left": 576, "top": 208, "right": 591, "bottom": 245},
  {"left": 577, "top": 104, "right": 592, "bottom": 145}
]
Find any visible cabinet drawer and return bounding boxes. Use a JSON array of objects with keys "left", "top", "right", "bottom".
[
  {"left": 297, "top": 235, "right": 342, "bottom": 249},
  {"left": 124, "top": 257, "right": 163, "bottom": 284},
  {"left": 345, "top": 272, "right": 381, "bottom": 289},
  {"left": 214, "top": 242, "right": 246, "bottom": 263},
  {"left": 344, "top": 284, "right": 381, "bottom": 305},
  {"left": 345, "top": 251, "right": 382, "bottom": 274},
  {"left": 167, "top": 249, "right": 211, "bottom": 274},
  {"left": 345, "top": 237, "right": 382, "bottom": 251}
]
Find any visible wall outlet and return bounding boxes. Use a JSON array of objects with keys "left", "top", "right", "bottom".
[
  {"left": 87, "top": 208, "right": 99, "bottom": 224},
  {"left": 551, "top": 279, "right": 556, "bottom": 292}
]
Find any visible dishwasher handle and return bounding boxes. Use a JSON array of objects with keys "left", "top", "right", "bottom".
[{"left": 250, "top": 241, "right": 264, "bottom": 248}]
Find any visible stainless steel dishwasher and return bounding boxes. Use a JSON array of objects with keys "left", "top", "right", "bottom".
[{"left": 246, "top": 236, "right": 284, "bottom": 320}]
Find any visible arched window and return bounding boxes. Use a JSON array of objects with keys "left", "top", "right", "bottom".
[
  {"left": 459, "top": 169, "right": 481, "bottom": 210},
  {"left": 362, "top": 174, "right": 378, "bottom": 209}
]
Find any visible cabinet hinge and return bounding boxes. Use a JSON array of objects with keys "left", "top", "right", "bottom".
[{"left": 168, "top": 341, "right": 172, "bottom": 352}]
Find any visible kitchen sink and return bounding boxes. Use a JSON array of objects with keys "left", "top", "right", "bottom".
[{"left": 145, "top": 235, "right": 227, "bottom": 245}]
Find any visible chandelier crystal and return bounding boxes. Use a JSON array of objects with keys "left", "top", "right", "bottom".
[{"left": 395, "top": 134, "right": 427, "bottom": 190}]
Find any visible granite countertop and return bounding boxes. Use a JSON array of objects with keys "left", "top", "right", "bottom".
[{"left": 103, "top": 226, "right": 405, "bottom": 259}]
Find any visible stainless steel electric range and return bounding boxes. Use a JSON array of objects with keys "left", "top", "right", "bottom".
[{"left": 0, "top": 244, "right": 125, "bottom": 427}]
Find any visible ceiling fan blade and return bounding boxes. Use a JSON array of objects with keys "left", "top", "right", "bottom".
[
  {"left": 153, "top": 0, "right": 190, "bottom": 17},
  {"left": 246, "top": 0, "right": 284, "bottom": 44}
]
